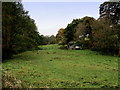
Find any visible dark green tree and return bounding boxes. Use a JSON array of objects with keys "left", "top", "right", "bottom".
[
  {"left": 99, "top": 1, "right": 120, "bottom": 25},
  {"left": 2, "top": 2, "right": 42, "bottom": 60},
  {"left": 64, "top": 19, "right": 82, "bottom": 45},
  {"left": 74, "top": 16, "right": 95, "bottom": 48},
  {"left": 91, "top": 1, "right": 120, "bottom": 55}
]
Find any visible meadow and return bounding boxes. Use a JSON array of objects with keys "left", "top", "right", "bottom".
[{"left": 2, "top": 44, "right": 119, "bottom": 88}]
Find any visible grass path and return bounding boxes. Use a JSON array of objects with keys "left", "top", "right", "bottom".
[{"left": 2, "top": 44, "right": 119, "bottom": 88}]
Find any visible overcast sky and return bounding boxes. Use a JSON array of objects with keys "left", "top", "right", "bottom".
[{"left": 22, "top": 2, "right": 104, "bottom": 36}]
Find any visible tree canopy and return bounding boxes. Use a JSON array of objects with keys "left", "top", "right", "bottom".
[
  {"left": 56, "top": 1, "right": 120, "bottom": 56},
  {"left": 2, "top": 2, "right": 42, "bottom": 60}
]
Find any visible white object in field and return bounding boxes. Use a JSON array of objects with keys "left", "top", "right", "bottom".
[
  {"left": 75, "top": 46, "right": 80, "bottom": 49},
  {"left": 86, "top": 34, "right": 89, "bottom": 37}
]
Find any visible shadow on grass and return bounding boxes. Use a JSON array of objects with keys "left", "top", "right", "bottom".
[{"left": 2, "top": 50, "right": 39, "bottom": 63}]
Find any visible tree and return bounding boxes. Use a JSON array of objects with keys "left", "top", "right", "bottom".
[
  {"left": 2, "top": 2, "right": 42, "bottom": 60},
  {"left": 56, "top": 28, "right": 65, "bottom": 44},
  {"left": 96, "top": 1, "right": 120, "bottom": 55},
  {"left": 99, "top": 1, "right": 120, "bottom": 25},
  {"left": 49, "top": 35, "right": 56, "bottom": 44},
  {"left": 64, "top": 19, "right": 82, "bottom": 44},
  {"left": 74, "top": 16, "right": 95, "bottom": 48},
  {"left": 39, "top": 35, "right": 56, "bottom": 45},
  {"left": 2, "top": 2, "right": 16, "bottom": 59},
  {"left": 92, "top": 18, "right": 119, "bottom": 55},
  {"left": 113, "top": 24, "right": 120, "bottom": 56}
]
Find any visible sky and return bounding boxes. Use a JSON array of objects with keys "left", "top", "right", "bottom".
[{"left": 22, "top": 2, "right": 104, "bottom": 36}]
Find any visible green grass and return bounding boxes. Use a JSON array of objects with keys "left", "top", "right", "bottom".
[{"left": 2, "top": 44, "right": 119, "bottom": 88}]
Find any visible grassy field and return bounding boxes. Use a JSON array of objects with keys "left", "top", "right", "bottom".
[{"left": 2, "top": 44, "right": 119, "bottom": 88}]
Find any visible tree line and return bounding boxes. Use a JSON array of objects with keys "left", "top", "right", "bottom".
[
  {"left": 2, "top": 2, "right": 41, "bottom": 60},
  {"left": 2, "top": 2, "right": 56, "bottom": 60},
  {"left": 56, "top": 1, "right": 120, "bottom": 56},
  {"left": 2, "top": 1, "right": 120, "bottom": 60}
]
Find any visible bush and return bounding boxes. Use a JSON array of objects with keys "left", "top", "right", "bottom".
[{"left": 59, "top": 45, "right": 68, "bottom": 49}]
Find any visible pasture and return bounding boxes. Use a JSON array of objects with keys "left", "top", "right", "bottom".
[{"left": 2, "top": 44, "right": 119, "bottom": 88}]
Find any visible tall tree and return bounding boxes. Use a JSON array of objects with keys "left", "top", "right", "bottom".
[
  {"left": 56, "top": 28, "right": 65, "bottom": 44},
  {"left": 64, "top": 19, "right": 82, "bottom": 44},
  {"left": 99, "top": 1, "right": 120, "bottom": 25},
  {"left": 91, "top": 1, "right": 120, "bottom": 55},
  {"left": 2, "top": 2, "right": 42, "bottom": 60}
]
